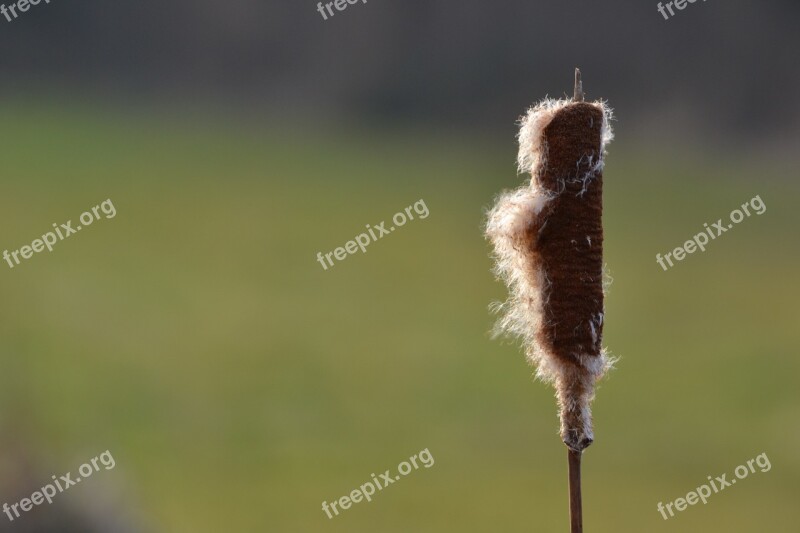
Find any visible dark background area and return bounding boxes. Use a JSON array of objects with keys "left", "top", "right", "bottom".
[{"left": 0, "top": 0, "right": 798, "bottom": 147}]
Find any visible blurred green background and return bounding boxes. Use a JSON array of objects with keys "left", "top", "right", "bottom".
[
  {"left": 0, "top": 0, "right": 799, "bottom": 531},
  {"left": 0, "top": 101, "right": 797, "bottom": 532}
]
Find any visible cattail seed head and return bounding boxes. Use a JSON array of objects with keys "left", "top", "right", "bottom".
[{"left": 486, "top": 96, "right": 615, "bottom": 452}]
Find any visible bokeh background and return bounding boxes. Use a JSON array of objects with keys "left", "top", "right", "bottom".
[{"left": 0, "top": 1, "right": 798, "bottom": 532}]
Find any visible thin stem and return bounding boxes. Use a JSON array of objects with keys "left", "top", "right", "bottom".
[
  {"left": 568, "top": 449, "right": 583, "bottom": 533},
  {"left": 574, "top": 68, "right": 584, "bottom": 102}
]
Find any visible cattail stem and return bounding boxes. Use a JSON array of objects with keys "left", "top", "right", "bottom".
[
  {"left": 569, "top": 69, "right": 586, "bottom": 533},
  {"left": 568, "top": 449, "right": 583, "bottom": 533}
]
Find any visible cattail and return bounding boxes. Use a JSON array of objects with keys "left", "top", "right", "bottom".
[{"left": 485, "top": 69, "right": 614, "bottom": 532}]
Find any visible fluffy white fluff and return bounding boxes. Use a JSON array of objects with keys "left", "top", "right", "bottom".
[{"left": 517, "top": 98, "right": 614, "bottom": 180}]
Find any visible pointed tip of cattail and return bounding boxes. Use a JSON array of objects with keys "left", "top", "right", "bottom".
[{"left": 574, "top": 68, "right": 584, "bottom": 103}]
